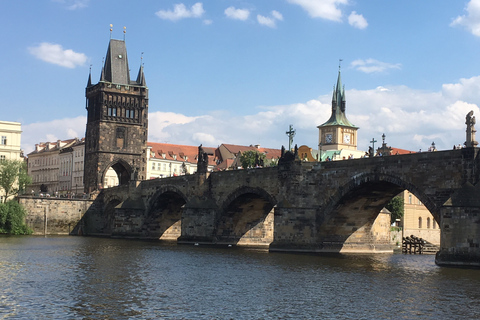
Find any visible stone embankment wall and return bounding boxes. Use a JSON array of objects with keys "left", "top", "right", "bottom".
[{"left": 19, "top": 197, "right": 94, "bottom": 235}]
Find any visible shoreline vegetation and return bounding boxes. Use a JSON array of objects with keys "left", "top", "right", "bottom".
[{"left": 0, "top": 200, "right": 32, "bottom": 235}]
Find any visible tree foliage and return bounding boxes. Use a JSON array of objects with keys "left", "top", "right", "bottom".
[
  {"left": 0, "top": 159, "right": 31, "bottom": 202},
  {"left": 239, "top": 150, "right": 266, "bottom": 169},
  {"left": 0, "top": 200, "right": 32, "bottom": 234},
  {"left": 386, "top": 195, "right": 404, "bottom": 224}
]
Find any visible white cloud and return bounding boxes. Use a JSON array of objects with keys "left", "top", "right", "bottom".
[
  {"left": 257, "top": 10, "right": 284, "bottom": 28},
  {"left": 203, "top": 19, "right": 213, "bottom": 25},
  {"left": 287, "top": 0, "right": 348, "bottom": 22},
  {"left": 351, "top": 59, "right": 401, "bottom": 73},
  {"left": 451, "top": 0, "right": 480, "bottom": 36},
  {"left": 156, "top": 2, "right": 205, "bottom": 21},
  {"left": 28, "top": 42, "right": 87, "bottom": 68},
  {"left": 272, "top": 10, "right": 284, "bottom": 21},
  {"left": 257, "top": 15, "right": 276, "bottom": 28},
  {"left": 348, "top": 11, "right": 367, "bottom": 29},
  {"left": 22, "top": 116, "right": 86, "bottom": 154},
  {"left": 224, "top": 7, "right": 250, "bottom": 20},
  {"left": 52, "top": 0, "right": 89, "bottom": 10},
  {"left": 22, "top": 76, "right": 480, "bottom": 157}
]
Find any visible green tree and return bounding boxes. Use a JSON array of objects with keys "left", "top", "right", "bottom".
[
  {"left": 386, "top": 195, "right": 404, "bottom": 224},
  {"left": 239, "top": 150, "right": 266, "bottom": 169},
  {"left": 0, "top": 200, "right": 32, "bottom": 234},
  {"left": 0, "top": 159, "right": 32, "bottom": 203}
]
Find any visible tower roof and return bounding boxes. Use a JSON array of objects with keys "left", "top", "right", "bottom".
[
  {"left": 318, "top": 68, "right": 357, "bottom": 128},
  {"left": 103, "top": 39, "right": 131, "bottom": 85}
]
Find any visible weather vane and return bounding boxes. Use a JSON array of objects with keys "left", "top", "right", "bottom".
[
  {"left": 109, "top": 24, "right": 113, "bottom": 38},
  {"left": 123, "top": 26, "right": 126, "bottom": 41},
  {"left": 339, "top": 58, "right": 343, "bottom": 71}
]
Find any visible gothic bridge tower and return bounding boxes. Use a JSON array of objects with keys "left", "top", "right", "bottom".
[{"left": 84, "top": 38, "right": 148, "bottom": 192}]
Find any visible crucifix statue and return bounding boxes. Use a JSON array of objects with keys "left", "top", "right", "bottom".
[
  {"left": 369, "top": 138, "right": 377, "bottom": 157},
  {"left": 286, "top": 124, "right": 296, "bottom": 151}
]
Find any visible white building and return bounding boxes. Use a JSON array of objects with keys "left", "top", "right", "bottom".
[{"left": 146, "top": 142, "right": 216, "bottom": 179}]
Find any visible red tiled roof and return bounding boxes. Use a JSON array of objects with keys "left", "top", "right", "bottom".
[
  {"left": 221, "top": 144, "right": 281, "bottom": 160},
  {"left": 147, "top": 142, "right": 217, "bottom": 166},
  {"left": 390, "top": 147, "right": 415, "bottom": 155}
]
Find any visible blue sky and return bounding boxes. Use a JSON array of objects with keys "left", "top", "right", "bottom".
[{"left": 2, "top": 0, "right": 480, "bottom": 154}]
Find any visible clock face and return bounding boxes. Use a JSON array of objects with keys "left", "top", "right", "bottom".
[
  {"left": 344, "top": 133, "right": 351, "bottom": 144},
  {"left": 325, "top": 134, "right": 333, "bottom": 143}
]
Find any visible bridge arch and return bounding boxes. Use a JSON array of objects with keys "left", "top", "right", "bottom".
[
  {"left": 101, "top": 158, "right": 132, "bottom": 188},
  {"left": 143, "top": 185, "right": 188, "bottom": 240},
  {"left": 318, "top": 172, "right": 439, "bottom": 252},
  {"left": 216, "top": 186, "right": 277, "bottom": 247}
]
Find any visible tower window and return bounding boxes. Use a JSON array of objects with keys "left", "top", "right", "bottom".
[{"left": 116, "top": 127, "right": 126, "bottom": 148}]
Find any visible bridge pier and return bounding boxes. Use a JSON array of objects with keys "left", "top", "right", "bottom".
[
  {"left": 177, "top": 198, "right": 218, "bottom": 244},
  {"left": 436, "top": 182, "right": 480, "bottom": 267}
]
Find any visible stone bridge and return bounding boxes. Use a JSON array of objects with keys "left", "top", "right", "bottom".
[{"left": 80, "top": 148, "right": 480, "bottom": 267}]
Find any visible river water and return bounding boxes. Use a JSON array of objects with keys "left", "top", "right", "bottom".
[{"left": 0, "top": 236, "right": 479, "bottom": 320}]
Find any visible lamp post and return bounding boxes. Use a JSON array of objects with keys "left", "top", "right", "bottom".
[{"left": 431, "top": 141, "right": 436, "bottom": 151}]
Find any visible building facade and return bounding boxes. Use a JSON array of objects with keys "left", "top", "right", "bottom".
[
  {"left": 84, "top": 38, "right": 148, "bottom": 192},
  {"left": 402, "top": 190, "right": 440, "bottom": 245},
  {"left": 147, "top": 142, "right": 216, "bottom": 179},
  {"left": 27, "top": 138, "right": 85, "bottom": 196},
  {"left": 0, "top": 121, "right": 22, "bottom": 161},
  {"left": 0, "top": 121, "right": 23, "bottom": 202}
]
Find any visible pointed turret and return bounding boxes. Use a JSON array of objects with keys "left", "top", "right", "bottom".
[
  {"left": 87, "top": 70, "right": 92, "bottom": 87},
  {"left": 136, "top": 64, "right": 146, "bottom": 87}
]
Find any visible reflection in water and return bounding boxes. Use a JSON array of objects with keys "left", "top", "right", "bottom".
[{"left": 0, "top": 236, "right": 479, "bottom": 319}]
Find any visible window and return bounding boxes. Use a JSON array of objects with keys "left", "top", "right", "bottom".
[
  {"left": 112, "top": 108, "right": 117, "bottom": 116},
  {"left": 116, "top": 127, "right": 126, "bottom": 148},
  {"left": 408, "top": 194, "right": 412, "bottom": 204},
  {"left": 427, "top": 217, "right": 431, "bottom": 229},
  {"left": 0, "top": 155, "right": 5, "bottom": 161},
  {"left": 433, "top": 220, "right": 437, "bottom": 229},
  {"left": 152, "top": 163, "right": 155, "bottom": 170},
  {"left": 108, "top": 107, "right": 112, "bottom": 116},
  {"left": 418, "top": 217, "right": 422, "bottom": 229},
  {"left": 1, "top": 136, "right": 6, "bottom": 145}
]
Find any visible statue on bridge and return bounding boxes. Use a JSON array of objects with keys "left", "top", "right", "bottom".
[
  {"left": 197, "top": 144, "right": 209, "bottom": 174},
  {"left": 465, "top": 110, "right": 479, "bottom": 148}
]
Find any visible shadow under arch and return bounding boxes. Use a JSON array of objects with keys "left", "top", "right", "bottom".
[
  {"left": 143, "top": 186, "right": 188, "bottom": 240},
  {"left": 103, "top": 195, "right": 123, "bottom": 235},
  {"left": 101, "top": 158, "right": 132, "bottom": 187},
  {"left": 216, "top": 186, "right": 277, "bottom": 247},
  {"left": 317, "top": 172, "right": 438, "bottom": 253}
]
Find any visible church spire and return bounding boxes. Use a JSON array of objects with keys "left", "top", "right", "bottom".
[{"left": 318, "top": 64, "right": 357, "bottom": 129}]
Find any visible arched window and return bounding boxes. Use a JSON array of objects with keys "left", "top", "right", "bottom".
[
  {"left": 409, "top": 194, "right": 412, "bottom": 204},
  {"left": 427, "top": 217, "right": 431, "bottom": 229},
  {"left": 433, "top": 220, "right": 437, "bottom": 229},
  {"left": 418, "top": 217, "right": 422, "bottom": 229}
]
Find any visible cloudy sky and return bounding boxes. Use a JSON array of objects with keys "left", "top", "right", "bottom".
[{"left": 2, "top": 0, "right": 480, "bottom": 154}]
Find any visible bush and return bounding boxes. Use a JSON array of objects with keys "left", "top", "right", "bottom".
[{"left": 0, "top": 201, "right": 32, "bottom": 235}]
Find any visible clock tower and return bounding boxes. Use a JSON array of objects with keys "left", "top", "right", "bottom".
[
  {"left": 84, "top": 38, "right": 148, "bottom": 192},
  {"left": 317, "top": 67, "right": 359, "bottom": 153}
]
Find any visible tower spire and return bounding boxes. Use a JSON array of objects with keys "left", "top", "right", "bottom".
[{"left": 87, "top": 64, "right": 92, "bottom": 87}]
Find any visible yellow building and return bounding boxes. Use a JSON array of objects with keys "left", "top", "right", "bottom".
[
  {"left": 0, "top": 121, "right": 22, "bottom": 161},
  {"left": 402, "top": 190, "right": 440, "bottom": 245},
  {"left": 0, "top": 121, "right": 22, "bottom": 202}
]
